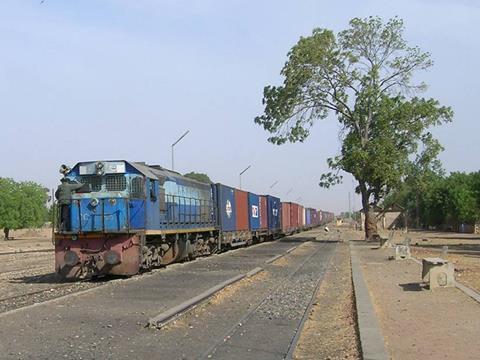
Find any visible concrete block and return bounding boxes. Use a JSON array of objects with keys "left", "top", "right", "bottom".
[
  {"left": 422, "top": 257, "right": 455, "bottom": 289},
  {"left": 395, "top": 245, "right": 411, "bottom": 260}
]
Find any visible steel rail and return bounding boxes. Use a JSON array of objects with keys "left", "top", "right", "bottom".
[
  {"left": 199, "top": 243, "right": 326, "bottom": 360},
  {"left": 283, "top": 245, "right": 336, "bottom": 359}
]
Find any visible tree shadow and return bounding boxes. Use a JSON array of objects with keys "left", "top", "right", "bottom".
[
  {"left": 398, "top": 282, "right": 427, "bottom": 292},
  {"left": 279, "top": 236, "right": 316, "bottom": 243}
]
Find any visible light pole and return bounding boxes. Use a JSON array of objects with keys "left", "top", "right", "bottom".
[
  {"left": 270, "top": 180, "right": 278, "bottom": 189},
  {"left": 171, "top": 130, "right": 190, "bottom": 171},
  {"left": 286, "top": 188, "right": 293, "bottom": 196},
  {"left": 239, "top": 165, "right": 251, "bottom": 189}
]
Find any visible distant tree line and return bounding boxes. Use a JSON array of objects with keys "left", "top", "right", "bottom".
[
  {"left": 384, "top": 171, "right": 480, "bottom": 230},
  {"left": 183, "top": 172, "right": 212, "bottom": 184},
  {"left": 0, "top": 178, "right": 48, "bottom": 240}
]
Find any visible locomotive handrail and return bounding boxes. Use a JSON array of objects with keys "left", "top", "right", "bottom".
[
  {"left": 125, "top": 197, "right": 130, "bottom": 234},
  {"left": 101, "top": 199, "right": 105, "bottom": 233},
  {"left": 51, "top": 200, "right": 57, "bottom": 244},
  {"left": 78, "top": 198, "right": 82, "bottom": 233}
]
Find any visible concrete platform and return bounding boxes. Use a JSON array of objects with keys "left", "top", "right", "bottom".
[{"left": 352, "top": 241, "right": 480, "bottom": 360}]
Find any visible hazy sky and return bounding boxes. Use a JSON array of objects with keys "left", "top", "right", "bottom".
[{"left": 0, "top": 0, "right": 478, "bottom": 213}]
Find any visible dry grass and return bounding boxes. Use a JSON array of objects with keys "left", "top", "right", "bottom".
[{"left": 293, "top": 243, "right": 360, "bottom": 360}]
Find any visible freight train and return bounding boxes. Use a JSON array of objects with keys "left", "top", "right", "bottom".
[{"left": 53, "top": 160, "right": 333, "bottom": 280}]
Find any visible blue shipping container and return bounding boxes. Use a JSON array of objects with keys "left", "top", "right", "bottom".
[
  {"left": 213, "top": 183, "right": 236, "bottom": 231},
  {"left": 267, "top": 195, "right": 281, "bottom": 230},
  {"left": 248, "top": 193, "right": 260, "bottom": 230},
  {"left": 306, "top": 208, "right": 311, "bottom": 226}
]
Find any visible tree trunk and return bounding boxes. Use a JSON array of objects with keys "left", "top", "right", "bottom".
[
  {"left": 364, "top": 209, "right": 378, "bottom": 241},
  {"left": 3, "top": 228, "right": 9, "bottom": 240},
  {"left": 360, "top": 183, "right": 378, "bottom": 241}
]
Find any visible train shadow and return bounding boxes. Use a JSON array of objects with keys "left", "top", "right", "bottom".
[
  {"left": 9, "top": 272, "right": 117, "bottom": 285},
  {"left": 279, "top": 236, "right": 342, "bottom": 244}
]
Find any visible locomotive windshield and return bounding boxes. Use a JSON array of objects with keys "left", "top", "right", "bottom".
[{"left": 77, "top": 174, "right": 133, "bottom": 194}]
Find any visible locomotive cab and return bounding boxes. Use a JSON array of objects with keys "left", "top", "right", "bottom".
[
  {"left": 57, "top": 161, "right": 147, "bottom": 234},
  {"left": 54, "top": 161, "right": 148, "bottom": 278},
  {"left": 54, "top": 160, "right": 215, "bottom": 280}
]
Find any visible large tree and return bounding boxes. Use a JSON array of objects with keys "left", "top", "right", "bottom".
[
  {"left": 0, "top": 178, "right": 48, "bottom": 240},
  {"left": 255, "top": 17, "right": 453, "bottom": 239}
]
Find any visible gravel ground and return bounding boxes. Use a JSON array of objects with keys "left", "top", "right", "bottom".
[
  {"left": 257, "top": 273, "right": 319, "bottom": 321},
  {"left": 0, "top": 251, "right": 106, "bottom": 314},
  {"left": 293, "top": 242, "right": 361, "bottom": 360}
]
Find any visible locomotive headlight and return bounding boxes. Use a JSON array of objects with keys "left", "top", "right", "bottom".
[
  {"left": 96, "top": 162, "right": 105, "bottom": 175},
  {"left": 104, "top": 250, "right": 121, "bottom": 265},
  {"left": 59, "top": 164, "right": 71, "bottom": 175},
  {"left": 64, "top": 251, "right": 79, "bottom": 266}
]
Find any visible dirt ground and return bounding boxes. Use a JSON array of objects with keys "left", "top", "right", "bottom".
[
  {"left": 412, "top": 247, "right": 480, "bottom": 292},
  {"left": 294, "top": 242, "right": 360, "bottom": 360},
  {"left": 0, "top": 227, "right": 53, "bottom": 254},
  {"left": 357, "top": 244, "right": 480, "bottom": 360},
  {"left": 335, "top": 225, "right": 480, "bottom": 294},
  {"left": 375, "top": 228, "right": 480, "bottom": 293}
]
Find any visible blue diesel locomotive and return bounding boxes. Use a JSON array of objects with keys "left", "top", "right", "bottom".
[{"left": 54, "top": 160, "right": 282, "bottom": 279}]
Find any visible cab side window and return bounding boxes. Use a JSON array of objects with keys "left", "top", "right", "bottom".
[
  {"left": 149, "top": 179, "right": 157, "bottom": 201},
  {"left": 159, "top": 186, "right": 166, "bottom": 212},
  {"left": 130, "top": 177, "right": 145, "bottom": 198}
]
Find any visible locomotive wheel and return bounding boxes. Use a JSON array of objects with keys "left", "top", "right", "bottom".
[
  {"left": 178, "top": 240, "right": 194, "bottom": 261},
  {"left": 141, "top": 246, "right": 153, "bottom": 270}
]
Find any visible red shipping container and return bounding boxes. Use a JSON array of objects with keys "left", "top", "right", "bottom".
[
  {"left": 281, "top": 202, "right": 291, "bottom": 231},
  {"left": 259, "top": 195, "right": 268, "bottom": 230},
  {"left": 235, "top": 189, "right": 249, "bottom": 231},
  {"left": 290, "top": 203, "right": 299, "bottom": 229},
  {"left": 298, "top": 205, "right": 304, "bottom": 227}
]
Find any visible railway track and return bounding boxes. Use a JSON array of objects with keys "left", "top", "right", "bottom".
[
  {"left": 0, "top": 264, "right": 51, "bottom": 277},
  {"left": 143, "top": 239, "right": 335, "bottom": 359},
  {"left": 0, "top": 276, "right": 107, "bottom": 315},
  {"left": 0, "top": 248, "right": 54, "bottom": 256},
  {"left": 0, "top": 239, "right": 286, "bottom": 317},
  {"left": 198, "top": 243, "right": 333, "bottom": 359}
]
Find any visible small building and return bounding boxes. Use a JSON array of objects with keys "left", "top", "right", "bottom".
[{"left": 359, "top": 204, "right": 406, "bottom": 231}]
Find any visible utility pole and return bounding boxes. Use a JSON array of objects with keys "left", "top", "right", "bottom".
[
  {"left": 348, "top": 191, "right": 351, "bottom": 219},
  {"left": 239, "top": 165, "right": 251, "bottom": 189},
  {"left": 270, "top": 180, "right": 278, "bottom": 189},
  {"left": 171, "top": 130, "right": 190, "bottom": 171}
]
